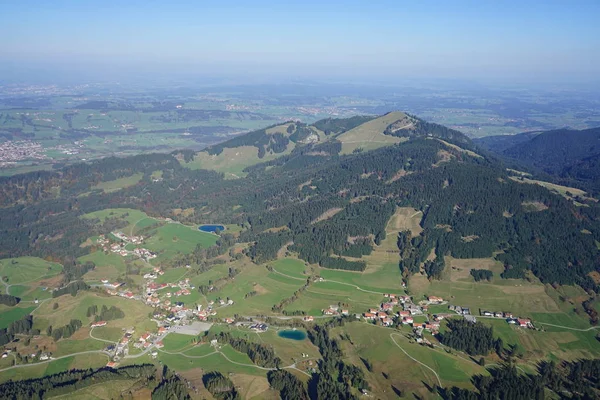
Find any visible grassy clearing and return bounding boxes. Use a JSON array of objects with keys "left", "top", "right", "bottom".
[
  {"left": 337, "top": 111, "right": 408, "bottom": 154},
  {"left": 80, "top": 208, "right": 153, "bottom": 233},
  {"left": 34, "top": 291, "right": 154, "bottom": 335},
  {"left": 79, "top": 251, "right": 128, "bottom": 281},
  {"left": 409, "top": 272, "right": 560, "bottom": 317},
  {"left": 0, "top": 305, "right": 37, "bottom": 329},
  {"left": 270, "top": 258, "right": 309, "bottom": 279},
  {"left": 162, "top": 333, "right": 196, "bottom": 352},
  {"left": 206, "top": 262, "right": 305, "bottom": 317},
  {"left": 48, "top": 379, "right": 141, "bottom": 400},
  {"left": 144, "top": 223, "right": 218, "bottom": 263},
  {"left": 92, "top": 173, "right": 143, "bottom": 193},
  {"left": 158, "top": 349, "right": 264, "bottom": 376},
  {"left": 331, "top": 322, "right": 485, "bottom": 398},
  {"left": 445, "top": 256, "right": 504, "bottom": 282},
  {"left": 44, "top": 356, "right": 74, "bottom": 375},
  {"left": 509, "top": 176, "right": 596, "bottom": 202},
  {"left": 0, "top": 257, "right": 62, "bottom": 285},
  {"left": 183, "top": 143, "right": 294, "bottom": 179}
]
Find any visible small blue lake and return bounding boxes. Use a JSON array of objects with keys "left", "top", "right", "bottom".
[
  {"left": 278, "top": 329, "right": 307, "bottom": 341},
  {"left": 198, "top": 224, "right": 225, "bottom": 233}
]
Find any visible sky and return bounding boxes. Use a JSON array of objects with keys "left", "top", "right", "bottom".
[{"left": 0, "top": 0, "right": 599, "bottom": 84}]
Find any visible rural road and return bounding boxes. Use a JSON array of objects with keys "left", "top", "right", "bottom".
[
  {"left": 0, "top": 351, "right": 111, "bottom": 373},
  {"left": 390, "top": 333, "right": 442, "bottom": 387},
  {"left": 271, "top": 267, "right": 388, "bottom": 296}
]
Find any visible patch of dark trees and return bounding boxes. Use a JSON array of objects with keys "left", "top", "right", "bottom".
[
  {"left": 438, "top": 319, "right": 502, "bottom": 356},
  {"left": 52, "top": 280, "right": 89, "bottom": 298},
  {"left": 214, "top": 332, "right": 282, "bottom": 368},
  {"left": 0, "top": 293, "right": 20, "bottom": 306},
  {"left": 202, "top": 371, "right": 239, "bottom": 400},
  {"left": 0, "top": 314, "right": 36, "bottom": 346},
  {"left": 87, "top": 305, "right": 125, "bottom": 321},
  {"left": 470, "top": 269, "right": 493, "bottom": 282}
]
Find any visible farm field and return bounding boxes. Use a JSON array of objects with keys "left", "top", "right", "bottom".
[
  {"left": 91, "top": 173, "right": 143, "bottom": 193},
  {"left": 337, "top": 111, "right": 409, "bottom": 154},
  {"left": 144, "top": 223, "right": 218, "bottom": 262},
  {"left": 33, "top": 291, "right": 155, "bottom": 335},
  {"left": 182, "top": 143, "right": 294, "bottom": 179},
  {"left": 80, "top": 208, "right": 155, "bottom": 233},
  {"left": 0, "top": 257, "right": 62, "bottom": 285},
  {"left": 330, "top": 322, "right": 487, "bottom": 399}
]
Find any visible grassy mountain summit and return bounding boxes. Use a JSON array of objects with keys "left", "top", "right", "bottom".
[{"left": 180, "top": 111, "right": 474, "bottom": 177}]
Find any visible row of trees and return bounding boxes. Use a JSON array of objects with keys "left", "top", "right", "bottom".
[
  {"left": 0, "top": 364, "right": 156, "bottom": 399},
  {"left": 87, "top": 305, "right": 125, "bottom": 321},
  {"left": 215, "top": 332, "right": 282, "bottom": 368},
  {"left": 47, "top": 319, "right": 82, "bottom": 341}
]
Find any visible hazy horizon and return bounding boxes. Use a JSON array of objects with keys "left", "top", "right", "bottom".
[{"left": 1, "top": 0, "right": 599, "bottom": 86}]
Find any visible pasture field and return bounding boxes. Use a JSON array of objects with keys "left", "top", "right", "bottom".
[
  {"left": 408, "top": 265, "right": 563, "bottom": 317},
  {"left": 48, "top": 379, "right": 144, "bottom": 400},
  {"left": 330, "top": 322, "right": 486, "bottom": 399},
  {"left": 270, "top": 258, "right": 309, "bottom": 279},
  {"left": 161, "top": 333, "right": 196, "bottom": 352},
  {"left": 80, "top": 208, "right": 153, "bottom": 233},
  {"left": 33, "top": 291, "right": 155, "bottom": 335},
  {"left": 157, "top": 348, "right": 263, "bottom": 376},
  {"left": 0, "top": 257, "right": 62, "bottom": 285},
  {"left": 204, "top": 263, "right": 306, "bottom": 317},
  {"left": 509, "top": 176, "right": 596, "bottom": 202},
  {"left": 44, "top": 356, "right": 74, "bottom": 375},
  {"left": 92, "top": 173, "right": 143, "bottom": 193},
  {"left": 0, "top": 305, "right": 37, "bottom": 329},
  {"left": 79, "top": 251, "right": 128, "bottom": 280},
  {"left": 144, "top": 223, "right": 218, "bottom": 262},
  {"left": 182, "top": 143, "right": 294, "bottom": 179},
  {"left": 337, "top": 111, "right": 408, "bottom": 154},
  {"left": 9, "top": 285, "right": 54, "bottom": 301}
]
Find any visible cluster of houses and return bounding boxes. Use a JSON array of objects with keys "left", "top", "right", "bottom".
[
  {"left": 362, "top": 294, "right": 430, "bottom": 328},
  {"left": 112, "top": 231, "right": 144, "bottom": 244},
  {"left": 133, "top": 331, "right": 164, "bottom": 350},
  {"left": 322, "top": 304, "right": 349, "bottom": 316},
  {"left": 250, "top": 323, "right": 268, "bottom": 332},
  {"left": 96, "top": 233, "right": 157, "bottom": 261},
  {"left": 451, "top": 306, "right": 533, "bottom": 328}
]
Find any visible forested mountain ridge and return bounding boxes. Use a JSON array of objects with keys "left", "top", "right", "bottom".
[
  {"left": 199, "top": 111, "right": 474, "bottom": 163},
  {"left": 0, "top": 113, "right": 598, "bottom": 294},
  {"left": 476, "top": 127, "right": 600, "bottom": 193}
]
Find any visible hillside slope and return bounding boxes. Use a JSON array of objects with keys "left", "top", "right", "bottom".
[
  {"left": 180, "top": 111, "right": 474, "bottom": 177},
  {"left": 476, "top": 127, "right": 600, "bottom": 191}
]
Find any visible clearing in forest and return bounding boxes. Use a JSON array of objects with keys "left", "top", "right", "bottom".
[{"left": 337, "top": 111, "right": 409, "bottom": 154}]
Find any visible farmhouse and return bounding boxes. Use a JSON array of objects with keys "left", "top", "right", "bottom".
[
  {"left": 303, "top": 316, "right": 314, "bottom": 322},
  {"left": 428, "top": 296, "right": 443, "bottom": 303},
  {"left": 402, "top": 317, "right": 414, "bottom": 325},
  {"left": 91, "top": 321, "right": 107, "bottom": 327},
  {"left": 363, "top": 312, "right": 375, "bottom": 320},
  {"left": 517, "top": 318, "right": 532, "bottom": 328}
]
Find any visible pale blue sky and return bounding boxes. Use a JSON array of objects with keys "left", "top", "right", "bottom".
[{"left": 1, "top": 0, "right": 598, "bottom": 83}]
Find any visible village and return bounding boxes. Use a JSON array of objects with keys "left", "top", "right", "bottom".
[
  {"left": 319, "top": 293, "right": 536, "bottom": 346},
  {"left": 95, "top": 233, "right": 158, "bottom": 262}
]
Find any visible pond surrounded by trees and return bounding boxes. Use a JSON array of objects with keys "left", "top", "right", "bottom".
[
  {"left": 198, "top": 224, "right": 225, "bottom": 233},
  {"left": 277, "top": 329, "right": 307, "bottom": 341}
]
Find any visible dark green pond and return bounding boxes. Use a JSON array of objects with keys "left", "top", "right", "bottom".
[
  {"left": 198, "top": 224, "right": 225, "bottom": 233},
  {"left": 278, "top": 329, "right": 307, "bottom": 341}
]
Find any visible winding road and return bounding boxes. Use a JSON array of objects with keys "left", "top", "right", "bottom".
[{"left": 389, "top": 333, "right": 442, "bottom": 387}]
